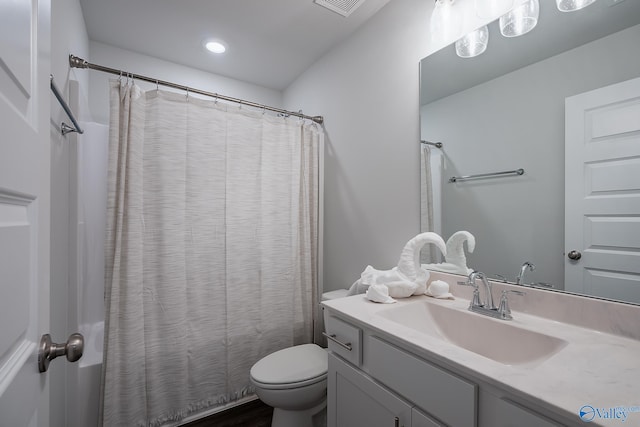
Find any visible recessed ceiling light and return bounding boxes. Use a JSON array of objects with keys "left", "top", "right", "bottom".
[{"left": 205, "top": 41, "right": 226, "bottom": 54}]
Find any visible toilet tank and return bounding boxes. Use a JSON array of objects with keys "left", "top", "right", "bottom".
[{"left": 321, "top": 289, "right": 349, "bottom": 302}]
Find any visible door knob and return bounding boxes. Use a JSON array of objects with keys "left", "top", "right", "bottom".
[
  {"left": 38, "top": 333, "right": 84, "bottom": 373},
  {"left": 567, "top": 250, "right": 582, "bottom": 260}
]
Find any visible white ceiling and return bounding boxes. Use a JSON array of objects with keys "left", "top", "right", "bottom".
[{"left": 78, "top": 0, "right": 391, "bottom": 91}]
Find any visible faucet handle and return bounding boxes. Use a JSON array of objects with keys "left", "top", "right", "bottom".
[
  {"left": 534, "top": 282, "right": 554, "bottom": 288},
  {"left": 492, "top": 274, "right": 508, "bottom": 283},
  {"left": 457, "top": 280, "right": 481, "bottom": 308},
  {"left": 456, "top": 280, "right": 475, "bottom": 287},
  {"left": 498, "top": 289, "right": 526, "bottom": 320}
]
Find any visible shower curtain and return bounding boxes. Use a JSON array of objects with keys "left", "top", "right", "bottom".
[
  {"left": 101, "top": 81, "right": 322, "bottom": 427},
  {"left": 420, "top": 144, "right": 442, "bottom": 264}
]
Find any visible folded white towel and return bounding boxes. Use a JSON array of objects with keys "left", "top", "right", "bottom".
[
  {"left": 351, "top": 265, "right": 417, "bottom": 298},
  {"left": 365, "top": 284, "right": 396, "bottom": 304},
  {"left": 424, "top": 280, "right": 454, "bottom": 299},
  {"left": 396, "top": 232, "right": 447, "bottom": 285},
  {"left": 350, "top": 233, "right": 449, "bottom": 301},
  {"left": 423, "top": 231, "right": 475, "bottom": 276},
  {"left": 346, "top": 280, "right": 369, "bottom": 296},
  {"left": 421, "top": 262, "right": 469, "bottom": 276}
]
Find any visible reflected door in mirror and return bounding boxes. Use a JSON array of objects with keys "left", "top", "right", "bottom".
[{"left": 565, "top": 76, "right": 640, "bottom": 303}]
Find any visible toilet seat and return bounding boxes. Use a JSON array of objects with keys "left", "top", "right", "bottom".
[
  {"left": 251, "top": 372, "right": 327, "bottom": 390},
  {"left": 250, "top": 344, "right": 328, "bottom": 390}
]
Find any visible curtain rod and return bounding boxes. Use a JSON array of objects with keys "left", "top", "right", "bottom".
[{"left": 69, "top": 55, "right": 324, "bottom": 125}]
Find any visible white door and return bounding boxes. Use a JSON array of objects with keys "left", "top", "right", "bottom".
[
  {"left": 0, "top": 0, "right": 51, "bottom": 426},
  {"left": 565, "top": 77, "right": 640, "bottom": 303}
]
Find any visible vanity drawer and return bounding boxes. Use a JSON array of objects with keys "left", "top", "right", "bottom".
[
  {"left": 368, "top": 337, "right": 477, "bottom": 427},
  {"left": 325, "top": 315, "right": 362, "bottom": 366}
]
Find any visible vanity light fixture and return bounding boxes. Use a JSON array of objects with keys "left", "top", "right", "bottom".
[
  {"left": 444, "top": 0, "right": 544, "bottom": 59},
  {"left": 475, "top": 0, "right": 514, "bottom": 19},
  {"left": 445, "top": 0, "right": 603, "bottom": 59},
  {"left": 555, "top": 0, "right": 597, "bottom": 12},
  {"left": 204, "top": 40, "right": 226, "bottom": 54},
  {"left": 455, "top": 25, "right": 489, "bottom": 58},
  {"left": 499, "top": 0, "right": 539, "bottom": 37},
  {"left": 431, "top": 0, "right": 463, "bottom": 46}
]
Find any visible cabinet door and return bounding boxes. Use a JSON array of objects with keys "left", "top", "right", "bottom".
[
  {"left": 413, "top": 408, "right": 445, "bottom": 427},
  {"left": 328, "top": 353, "right": 412, "bottom": 427},
  {"left": 480, "top": 393, "right": 562, "bottom": 427},
  {"left": 369, "top": 336, "right": 477, "bottom": 426}
]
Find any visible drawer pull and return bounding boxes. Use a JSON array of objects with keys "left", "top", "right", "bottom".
[{"left": 322, "top": 332, "right": 352, "bottom": 351}]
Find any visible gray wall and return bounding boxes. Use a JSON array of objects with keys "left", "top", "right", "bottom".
[
  {"left": 421, "top": 24, "right": 640, "bottom": 287},
  {"left": 283, "top": 0, "right": 493, "bottom": 291},
  {"left": 283, "top": 0, "right": 430, "bottom": 291}
]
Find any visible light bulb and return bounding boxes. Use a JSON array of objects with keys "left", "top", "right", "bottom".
[
  {"left": 475, "top": 0, "right": 514, "bottom": 20},
  {"left": 205, "top": 41, "right": 226, "bottom": 54},
  {"left": 499, "top": 0, "right": 539, "bottom": 38},
  {"left": 456, "top": 25, "right": 489, "bottom": 58},
  {"left": 556, "top": 0, "right": 597, "bottom": 12},
  {"left": 431, "top": 0, "right": 463, "bottom": 46}
]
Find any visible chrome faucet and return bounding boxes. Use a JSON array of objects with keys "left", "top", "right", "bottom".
[
  {"left": 516, "top": 261, "right": 535, "bottom": 285},
  {"left": 468, "top": 271, "right": 496, "bottom": 310},
  {"left": 458, "top": 271, "right": 525, "bottom": 320}
]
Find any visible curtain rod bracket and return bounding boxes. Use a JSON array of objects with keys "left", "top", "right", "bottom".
[
  {"left": 61, "top": 123, "right": 78, "bottom": 135},
  {"left": 69, "top": 54, "right": 88, "bottom": 69},
  {"left": 421, "top": 140, "right": 443, "bottom": 148}
]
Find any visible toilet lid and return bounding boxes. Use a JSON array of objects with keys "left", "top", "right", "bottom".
[{"left": 250, "top": 344, "right": 328, "bottom": 385}]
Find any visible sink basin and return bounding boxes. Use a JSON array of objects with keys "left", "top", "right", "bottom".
[{"left": 377, "top": 300, "right": 568, "bottom": 366}]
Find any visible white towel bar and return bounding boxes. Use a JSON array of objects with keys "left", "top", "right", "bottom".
[{"left": 449, "top": 168, "right": 524, "bottom": 183}]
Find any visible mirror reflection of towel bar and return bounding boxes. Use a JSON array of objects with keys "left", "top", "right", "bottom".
[{"left": 449, "top": 168, "right": 524, "bottom": 183}]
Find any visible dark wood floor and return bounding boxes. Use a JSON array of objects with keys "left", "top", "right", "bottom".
[{"left": 182, "top": 400, "right": 273, "bottom": 427}]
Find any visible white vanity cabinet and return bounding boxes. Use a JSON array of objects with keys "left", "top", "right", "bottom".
[
  {"left": 328, "top": 353, "right": 413, "bottom": 427},
  {"left": 412, "top": 409, "right": 444, "bottom": 427},
  {"left": 325, "top": 312, "right": 460, "bottom": 427},
  {"left": 479, "top": 391, "right": 563, "bottom": 427},
  {"left": 325, "top": 310, "right": 572, "bottom": 427},
  {"left": 328, "top": 353, "right": 444, "bottom": 427},
  {"left": 368, "top": 336, "right": 476, "bottom": 426}
]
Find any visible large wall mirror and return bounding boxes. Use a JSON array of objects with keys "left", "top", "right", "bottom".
[{"left": 420, "top": 0, "right": 640, "bottom": 304}]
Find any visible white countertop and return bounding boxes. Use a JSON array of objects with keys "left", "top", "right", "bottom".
[{"left": 322, "top": 291, "right": 640, "bottom": 426}]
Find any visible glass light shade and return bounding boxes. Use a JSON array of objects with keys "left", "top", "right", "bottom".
[
  {"left": 556, "top": 0, "right": 597, "bottom": 12},
  {"left": 431, "top": 0, "right": 463, "bottom": 46},
  {"left": 499, "top": 0, "right": 539, "bottom": 38},
  {"left": 475, "top": 0, "right": 514, "bottom": 20},
  {"left": 455, "top": 25, "right": 489, "bottom": 58}
]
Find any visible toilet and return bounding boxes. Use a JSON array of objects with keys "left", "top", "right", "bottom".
[{"left": 249, "top": 289, "right": 348, "bottom": 427}]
